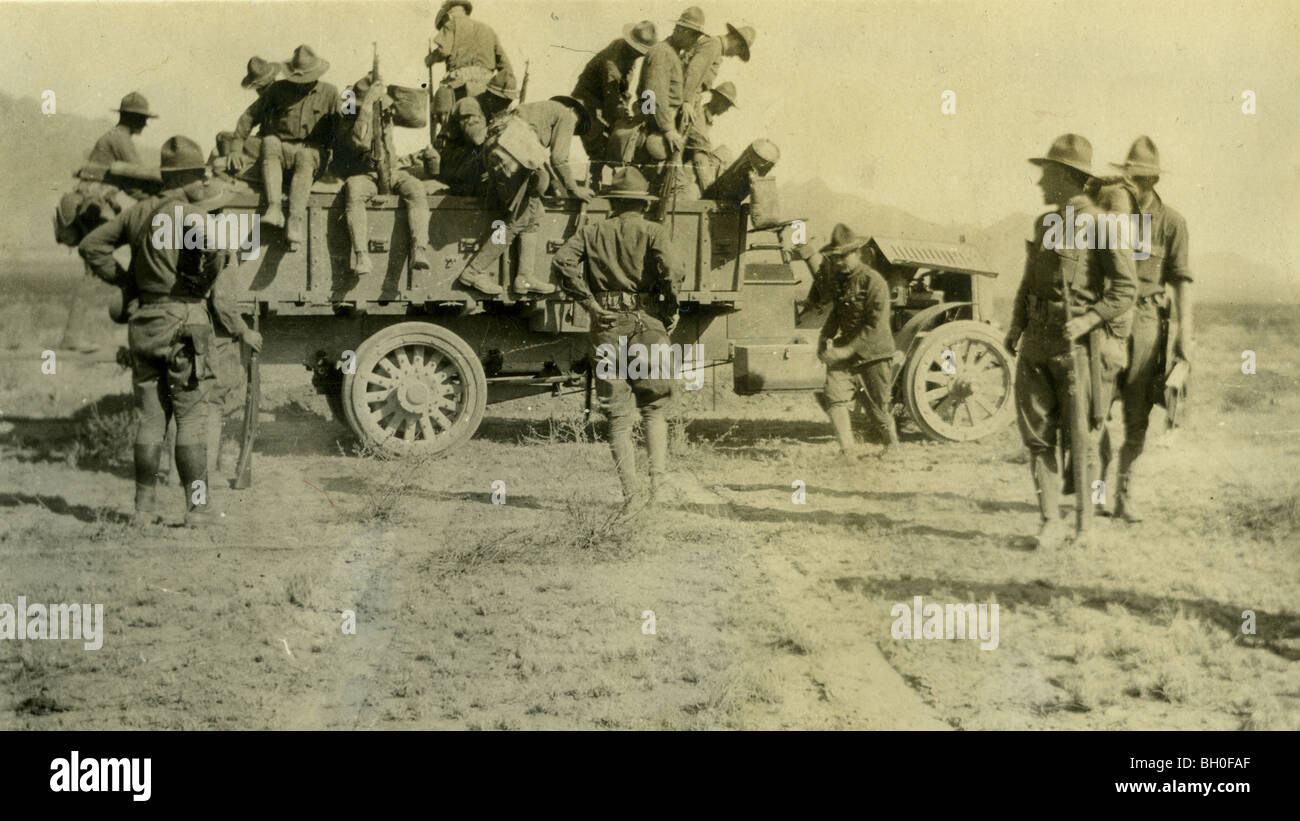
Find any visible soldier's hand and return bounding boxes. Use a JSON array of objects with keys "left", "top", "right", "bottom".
[
  {"left": 791, "top": 240, "right": 819, "bottom": 262},
  {"left": 1003, "top": 327, "right": 1021, "bottom": 355},
  {"left": 665, "top": 129, "right": 684, "bottom": 156},
  {"left": 227, "top": 153, "right": 249, "bottom": 173},
  {"left": 665, "top": 312, "right": 679, "bottom": 333},
  {"left": 1064, "top": 315, "right": 1095, "bottom": 341},
  {"left": 242, "top": 329, "right": 264, "bottom": 353},
  {"left": 570, "top": 185, "right": 596, "bottom": 203},
  {"left": 424, "top": 52, "right": 437, "bottom": 69}
]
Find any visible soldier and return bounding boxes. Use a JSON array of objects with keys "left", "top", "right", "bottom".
[
  {"left": 228, "top": 45, "right": 340, "bottom": 252},
  {"left": 1099, "top": 136, "right": 1193, "bottom": 522},
  {"left": 570, "top": 20, "right": 657, "bottom": 185},
  {"left": 552, "top": 167, "right": 682, "bottom": 514},
  {"left": 458, "top": 73, "right": 595, "bottom": 296},
  {"left": 817, "top": 225, "right": 899, "bottom": 459},
  {"left": 425, "top": 0, "right": 513, "bottom": 138},
  {"left": 1004, "top": 134, "right": 1136, "bottom": 548},
  {"left": 684, "top": 82, "right": 737, "bottom": 194},
  {"left": 681, "top": 21, "right": 755, "bottom": 113},
  {"left": 79, "top": 136, "right": 264, "bottom": 527},
  {"left": 607, "top": 8, "right": 707, "bottom": 173},
  {"left": 88, "top": 92, "right": 156, "bottom": 168},
  {"left": 211, "top": 57, "right": 282, "bottom": 175},
  {"left": 334, "top": 71, "right": 434, "bottom": 276}
]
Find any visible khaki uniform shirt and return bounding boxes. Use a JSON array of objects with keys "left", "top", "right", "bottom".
[
  {"left": 821, "top": 260, "right": 895, "bottom": 362},
  {"left": 1134, "top": 191, "right": 1192, "bottom": 297},
  {"left": 236, "top": 79, "right": 340, "bottom": 147},
  {"left": 681, "top": 36, "right": 723, "bottom": 108},
  {"left": 571, "top": 39, "right": 638, "bottom": 135},
  {"left": 553, "top": 211, "right": 681, "bottom": 303},
  {"left": 87, "top": 124, "right": 142, "bottom": 165},
  {"left": 515, "top": 100, "right": 581, "bottom": 195},
  {"left": 636, "top": 41, "right": 684, "bottom": 134},
  {"left": 432, "top": 15, "right": 512, "bottom": 76}
]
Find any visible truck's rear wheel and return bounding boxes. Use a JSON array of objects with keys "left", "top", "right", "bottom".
[
  {"left": 902, "top": 320, "right": 1014, "bottom": 442},
  {"left": 341, "top": 321, "right": 487, "bottom": 456}
]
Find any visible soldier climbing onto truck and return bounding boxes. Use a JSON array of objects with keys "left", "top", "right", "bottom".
[
  {"left": 569, "top": 19, "right": 658, "bottom": 186},
  {"left": 426, "top": 0, "right": 514, "bottom": 142}
]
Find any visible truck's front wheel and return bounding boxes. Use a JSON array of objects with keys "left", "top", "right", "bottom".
[{"left": 341, "top": 321, "right": 487, "bottom": 455}]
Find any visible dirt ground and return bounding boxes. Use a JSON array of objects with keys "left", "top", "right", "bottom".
[{"left": 1, "top": 271, "right": 1297, "bottom": 730}]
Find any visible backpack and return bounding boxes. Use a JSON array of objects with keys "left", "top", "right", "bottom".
[
  {"left": 53, "top": 181, "right": 120, "bottom": 247},
  {"left": 485, "top": 114, "right": 549, "bottom": 175}
]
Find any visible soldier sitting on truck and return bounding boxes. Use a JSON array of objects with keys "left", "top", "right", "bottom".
[
  {"left": 210, "top": 57, "right": 281, "bottom": 177},
  {"left": 334, "top": 70, "right": 436, "bottom": 276},
  {"left": 426, "top": 0, "right": 513, "bottom": 141},
  {"left": 552, "top": 166, "right": 682, "bottom": 517},
  {"left": 227, "top": 44, "right": 340, "bottom": 253},
  {"left": 457, "top": 72, "right": 596, "bottom": 297}
]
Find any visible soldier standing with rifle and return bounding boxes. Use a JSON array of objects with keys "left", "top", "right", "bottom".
[
  {"left": 1005, "top": 135, "right": 1136, "bottom": 548},
  {"left": 79, "top": 137, "right": 263, "bottom": 527},
  {"left": 1098, "top": 137, "right": 1193, "bottom": 523}
]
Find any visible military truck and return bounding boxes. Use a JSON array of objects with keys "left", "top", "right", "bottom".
[{"left": 215, "top": 167, "right": 1015, "bottom": 457}]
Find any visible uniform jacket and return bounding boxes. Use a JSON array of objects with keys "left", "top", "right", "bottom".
[
  {"left": 681, "top": 35, "right": 723, "bottom": 108},
  {"left": 514, "top": 100, "right": 582, "bottom": 195},
  {"left": 571, "top": 39, "right": 639, "bottom": 135},
  {"left": 332, "top": 84, "right": 398, "bottom": 179},
  {"left": 87, "top": 124, "right": 142, "bottom": 166},
  {"left": 235, "top": 79, "right": 340, "bottom": 147},
  {"left": 1134, "top": 191, "right": 1191, "bottom": 296},
  {"left": 78, "top": 188, "right": 247, "bottom": 338},
  {"left": 431, "top": 15, "right": 512, "bottom": 76},
  {"left": 685, "top": 104, "right": 717, "bottom": 151},
  {"left": 636, "top": 41, "right": 684, "bottom": 134},
  {"left": 1011, "top": 194, "right": 1137, "bottom": 336},
  {"left": 821, "top": 260, "right": 895, "bottom": 362},
  {"left": 435, "top": 97, "right": 489, "bottom": 192},
  {"left": 552, "top": 211, "right": 681, "bottom": 305}
]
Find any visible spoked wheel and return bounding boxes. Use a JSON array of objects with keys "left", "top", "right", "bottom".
[
  {"left": 342, "top": 322, "right": 487, "bottom": 455},
  {"left": 901, "top": 320, "right": 1015, "bottom": 442}
]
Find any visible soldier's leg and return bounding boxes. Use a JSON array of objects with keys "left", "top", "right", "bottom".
[
  {"left": 1117, "top": 303, "right": 1161, "bottom": 522},
  {"left": 344, "top": 174, "right": 378, "bottom": 275},
  {"left": 394, "top": 171, "right": 430, "bottom": 271},
  {"left": 258, "top": 136, "right": 285, "bottom": 227},
  {"left": 1015, "top": 337, "right": 1067, "bottom": 546},
  {"left": 824, "top": 359, "right": 858, "bottom": 457},
  {"left": 284, "top": 144, "right": 320, "bottom": 251},
  {"left": 206, "top": 334, "right": 242, "bottom": 477},
  {"left": 859, "top": 358, "right": 899, "bottom": 451},
  {"left": 130, "top": 355, "right": 169, "bottom": 522},
  {"left": 604, "top": 377, "right": 642, "bottom": 503},
  {"left": 457, "top": 176, "right": 521, "bottom": 295}
]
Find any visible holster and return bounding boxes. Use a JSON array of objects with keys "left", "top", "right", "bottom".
[{"left": 174, "top": 323, "right": 216, "bottom": 389}]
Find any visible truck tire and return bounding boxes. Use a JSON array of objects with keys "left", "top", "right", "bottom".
[
  {"left": 901, "top": 320, "right": 1015, "bottom": 442},
  {"left": 341, "top": 321, "right": 487, "bottom": 456}
]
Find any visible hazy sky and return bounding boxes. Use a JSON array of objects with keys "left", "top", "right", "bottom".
[{"left": 3, "top": 0, "right": 1297, "bottom": 275}]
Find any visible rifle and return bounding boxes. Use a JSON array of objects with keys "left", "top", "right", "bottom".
[
  {"left": 655, "top": 105, "right": 692, "bottom": 224},
  {"left": 519, "top": 60, "right": 530, "bottom": 104},
  {"left": 372, "top": 42, "right": 392, "bottom": 194},
  {"left": 1059, "top": 276, "right": 1093, "bottom": 538},
  {"left": 233, "top": 308, "right": 260, "bottom": 490},
  {"left": 428, "top": 38, "right": 438, "bottom": 145}
]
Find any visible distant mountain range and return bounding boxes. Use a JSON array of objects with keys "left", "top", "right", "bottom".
[{"left": 0, "top": 91, "right": 1286, "bottom": 303}]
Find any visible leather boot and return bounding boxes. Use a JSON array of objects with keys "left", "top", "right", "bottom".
[
  {"left": 176, "top": 443, "right": 219, "bottom": 527},
  {"left": 285, "top": 166, "right": 313, "bottom": 250},
  {"left": 345, "top": 200, "right": 372, "bottom": 274},
  {"left": 132, "top": 443, "right": 163, "bottom": 524},
  {"left": 828, "top": 405, "right": 857, "bottom": 458},
  {"left": 406, "top": 196, "right": 431, "bottom": 271},
  {"left": 206, "top": 406, "right": 224, "bottom": 477},
  {"left": 645, "top": 408, "right": 668, "bottom": 503},
  {"left": 260, "top": 160, "right": 285, "bottom": 228},
  {"left": 512, "top": 232, "right": 554, "bottom": 295},
  {"left": 1114, "top": 444, "right": 1144, "bottom": 523},
  {"left": 458, "top": 268, "right": 504, "bottom": 295},
  {"left": 1031, "top": 451, "right": 1067, "bottom": 548}
]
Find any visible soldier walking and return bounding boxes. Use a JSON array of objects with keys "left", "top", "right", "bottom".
[
  {"left": 228, "top": 45, "right": 340, "bottom": 253},
  {"left": 552, "top": 167, "right": 682, "bottom": 514},
  {"left": 815, "top": 225, "right": 899, "bottom": 459},
  {"left": 1100, "top": 136, "right": 1193, "bottom": 522},
  {"left": 79, "top": 137, "right": 263, "bottom": 527},
  {"left": 426, "top": 0, "right": 513, "bottom": 139},
  {"left": 1004, "top": 134, "right": 1136, "bottom": 548},
  {"left": 569, "top": 20, "right": 657, "bottom": 185}
]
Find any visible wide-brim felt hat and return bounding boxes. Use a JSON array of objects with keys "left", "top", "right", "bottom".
[
  {"left": 550, "top": 95, "right": 591, "bottom": 136},
  {"left": 622, "top": 20, "right": 657, "bottom": 53},
  {"left": 725, "top": 23, "right": 756, "bottom": 62},
  {"left": 159, "top": 135, "right": 208, "bottom": 172},
  {"left": 436, "top": 0, "right": 473, "bottom": 29},
  {"left": 604, "top": 167, "right": 658, "bottom": 201},
  {"left": 1029, "top": 133, "right": 1093, "bottom": 177},
  {"left": 113, "top": 91, "right": 158, "bottom": 118},
  {"left": 241, "top": 57, "right": 281, "bottom": 89},
  {"left": 711, "top": 81, "right": 738, "bottom": 108},
  {"left": 675, "top": 6, "right": 706, "bottom": 33},
  {"left": 1109, "top": 135, "right": 1164, "bottom": 176},
  {"left": 283, "top": 44, "right": 329, "bottom": 84},
  {"left": 819, "top": 222, "right": 867, "bottom": 255}
]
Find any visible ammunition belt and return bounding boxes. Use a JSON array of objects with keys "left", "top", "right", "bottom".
[{"left": 139, "top": 292, "right": 203, "bottom": 305}]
